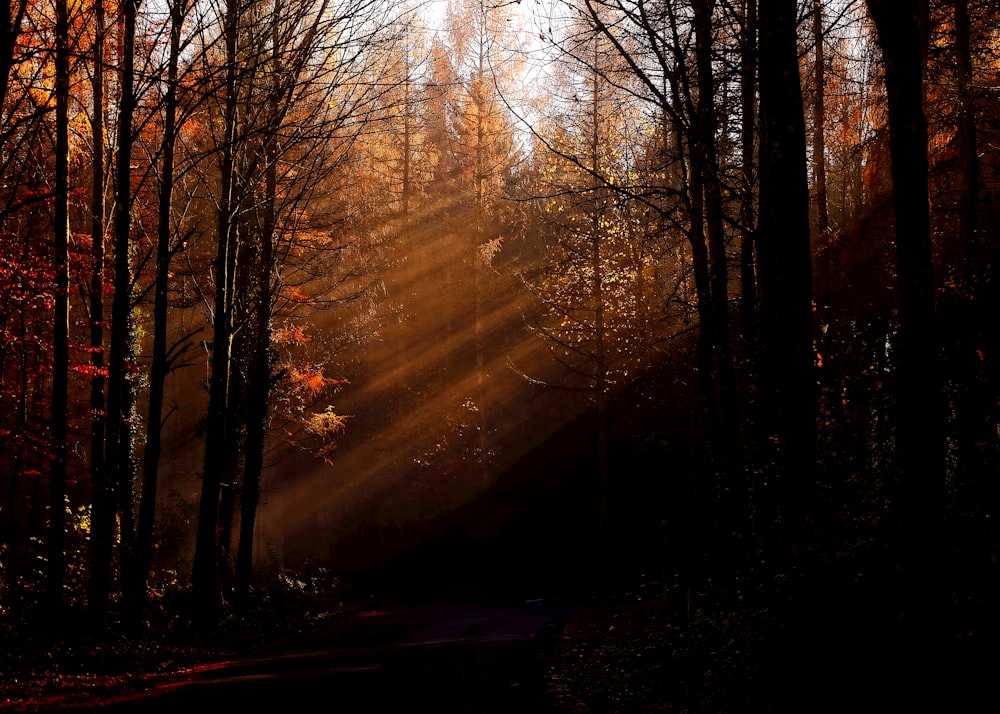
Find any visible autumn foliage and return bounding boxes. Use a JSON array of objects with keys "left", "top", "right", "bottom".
[{"left": 0, "top": 4, "right": 997, "bottom": 704}]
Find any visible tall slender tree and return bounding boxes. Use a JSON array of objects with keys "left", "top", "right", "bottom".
[
  {"left": 865, "top": 3, "right": 946, "bottom": 672},
  {"left": 125, "top": 0, "right": 195, "bottom": 628},
  {"left": 521, "top": 22, "right": 654, "bottom": 532},
  {"left": 692, "top": 0, "right": 743, "bottom": 498},
  {"left": 563, "top": 2, "right": 745, "bottom": 492},
  {"left": 90, "top": 0, "right": 143, "bottom": 629},
  {"left": 87, "top": 0, "right": 108, "bottom": 622},
  {"left": 47, "top": 0, "right": 71, "bottom": 617},
  {"left": 738, "top": 0, "right": 757, "bottom": 351},
  {"left": 193, "top": 0, "right": 241, "bottom": 626},
  {"left": 865, "top": 0, "right": 944, "bottom": 553},
  {"left": 755, "top": 0, "right": 815, "bottom": 532},
  {"left": 194, "top": 0, "right": 400, "bottom": 622},
  {"left": 443, "top": 0, "right": 521, "bottom": 480}
]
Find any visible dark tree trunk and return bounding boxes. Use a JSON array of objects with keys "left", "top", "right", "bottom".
[
  {"left": 193, "top": 0, "right": 239, "bottom": 626},
  {"left": 126, "top": 0, "right": 188, "bottom": 630},
  {"left": 662, "top": 14, "right": 723, "bottom": 482},
  {"left": 812, "top": 0, "right": 832, "bottom": 338},
  {"left": 694, "top": 0, "right": 744, "bottom": 517},
  {"left": 235, "top": 331, "right": 272, "bottom": 606},
  {"left": 587, "top": 44, "right": 609, "bottom": 534},
  {"left": 235, "top": 122, "right": 278, "bottom": 607},
  {"left": 951, "top": 0, "right": 995, "bottom": 527},
  {"left": 866, "top": 0, "right": 944, "bottom": 561},
  {"left": 91, "top": 0, "right": 141, "bottom": 630},
  {"left": 88, "top": 0, "right": 107, "bottom": 621},
  {"left": 6, "top": 307, "right": 30, "bottom": 571},
  {"left": 756, "top": 0, "right": 816, "bottom": 532},
  {"left": 739, "top": 0, "right": 757, "bottom": 352},
  {"left": 952, "top": 1, "right": 977, "bottom": 277},
  {"left": 117, "top": 342, "right": 137, "bottom": 588},
  {"left": 47, "top": 0, "right": 70, "bottom": 618},
  {"left": 812, "top": 3, "right": 829, "bottom": 235},
  {"left": 865, "top": 2, "right": 946, "bottom": 693},
  {"left": 218, "top": 334, "right": 246, "bottom": 599},
  {"left": 683, "top": 126, "right": 722, "bottom": 479}
]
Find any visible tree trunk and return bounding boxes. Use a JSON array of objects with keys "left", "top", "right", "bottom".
[
  {"left": 866, "top": 0, "right": 944, "bottom": 562},
  {"left": 812, "top": 3, "right": 829, "bottom": 235},
  {"left": 865, "top": 3, "right": 948, "bottom": 699},
  {"left": 193, "top": 0, "right": 239, "bottom": 626},
  {"left": 474, "top": 26, "right": 488, "bottom": 485},
  {"left": 951, "top": 0, "right": 995, "bottom": 524},
  {"left": 235, "top": 329, "right": 272, "bottom": 606},
  {"left": 218, "top": 334, "right": 246, "bottom": 599},
  {"left": 756, "top": 0, "right": 816, "bottom": 532},
  {"left": 812, "top": 1, "right": 834, "bottom": 398},
  {"left": 739, "top": 0, "right": 757, "bottom": 352},
  {"left": 47, "top": 0, "right": 70, "bottom": 618},
  {"left": 236, "top": 21, "right": 280, "bottom": 601},
  {"left": 401, "top": 47, "right": 412, "bottom": 219},
  {"left": 682, "top": 128, "right": 721, "bottom": 467},
  {"left": 91, "top": 0, "right": 141, "bottom": 630},
  {"left": 694, "top": 0, "right": 744, "bottom": 520},
  {"left": 88, "top": 0, "right": 107, "bottom": 616},
  {"left": 126, "top": 0, "right": 188, "bottom": 630}
]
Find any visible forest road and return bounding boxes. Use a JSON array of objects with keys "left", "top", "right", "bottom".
[{"left": 76, "top": 601, "right": 573, "bottom": 713}]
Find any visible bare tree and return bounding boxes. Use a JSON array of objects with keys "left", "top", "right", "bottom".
[
  {"left": 87, "top": 0, "right": 109, "bottom": 625},
  {"left": 47, "top": 0, "right": 71, "bottom": 617},
  {"left": 192, "top": 0, "right": 402, "bottom": 623},
  {"left": 124, "top": 0, "right": 199, "bottom": 629},
  {"left": 755, "top": 0, "right": 815, "bottom": 531},
  {"left": 865, "top": 0, "right": 944, "bottom": 555},
  {"left": 540, "top": 0, "right": 743, "bottom": 512}
]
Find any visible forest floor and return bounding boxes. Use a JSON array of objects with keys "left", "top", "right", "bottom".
[
  {"left": 546, "top": 571, "right": 1000, "bottom": 713},
  {"left": 0, "top": 573, "right": 711, "bottom": 712},
  {"left": 0, "top": 568, "right": 352, "bottom": 712},
  {"left": 2, "top": 569, "right": 998, "bottom": 712}
]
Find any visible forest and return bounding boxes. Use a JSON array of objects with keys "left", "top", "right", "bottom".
[{"left": 0, "top": 0, "right": 998, "bottom": 708}]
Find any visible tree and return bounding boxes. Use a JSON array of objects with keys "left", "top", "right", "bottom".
[
  {"left": 373, "top": 13, "right": 431, "bottom": 219},
  {"left": 86, "top": 0, "right": 108, "bottom": 626},
  {"left": 545, "top": 0, "right": 745, "bottom": 536},
  {"left": 233, "top": 0, "right": 359, "bottom": 605},
  {"left": 427, "top": 0, "right": 523, "bottom": 481},
  {"left": 865, "top": 0, "right": 944, "bottom": 551},
  {"left": 691, "top": 0, "right": 743, "bottom": 496},
  {"left": 737, "top": 0, "right": 757, "bottom": 351},
  {"left": 755, "top": 0, "right": 815, "bottom": 533},
  {"left": 47, "top": 0, "right": 71, "bottom": 616},
  {"left": 861, "top": 7, "right": 950, "bottom": 687},
  {"left": 810, "top": 0, "right": 833, "bottom": 345},
  {"left": 939, "top": 0, "right": 999, "bottom": 542},
  {"left": 0, "top": 1, "right": 30, "bottom": 112},
  {"left": 192, "top": 0, "right": 401, "bottom": 623},
  {"left": 423, "top": 35, "right": 462, "bottom": 189},
  {"left": 0, "top": 0, "right": 58, "bottom": 602},
  {"left": 89, "top": 0, "right": 144, "bottom": 629},
  {"left": 519, "top": 12, "right": 664, "bottom": 532},
  {"left": 125, "top": 0, "right": 198, "bottom": 628},
  {"left": 192, "top": 0, "right": 244, "bottom": 626}
]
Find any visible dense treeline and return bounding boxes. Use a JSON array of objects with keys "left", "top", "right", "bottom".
[
  {"left": 0, "top": 0, "right": 403, "bottom": 629},
  {"left": 0, "top": 0, "right": 997, "bottom": 674}
]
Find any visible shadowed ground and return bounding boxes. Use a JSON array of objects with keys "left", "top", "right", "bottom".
[{"left": 61, "top": 602, "right": 572, "bottom": 712}]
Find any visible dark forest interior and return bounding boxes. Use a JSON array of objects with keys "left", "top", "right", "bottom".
[{"left": 1, "top": 0, "right": 998, "bottom": 710}]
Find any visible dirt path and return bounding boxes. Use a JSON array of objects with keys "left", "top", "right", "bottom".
[{"left": 59, "top": 601, "right": 572, "bottom": 712}]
